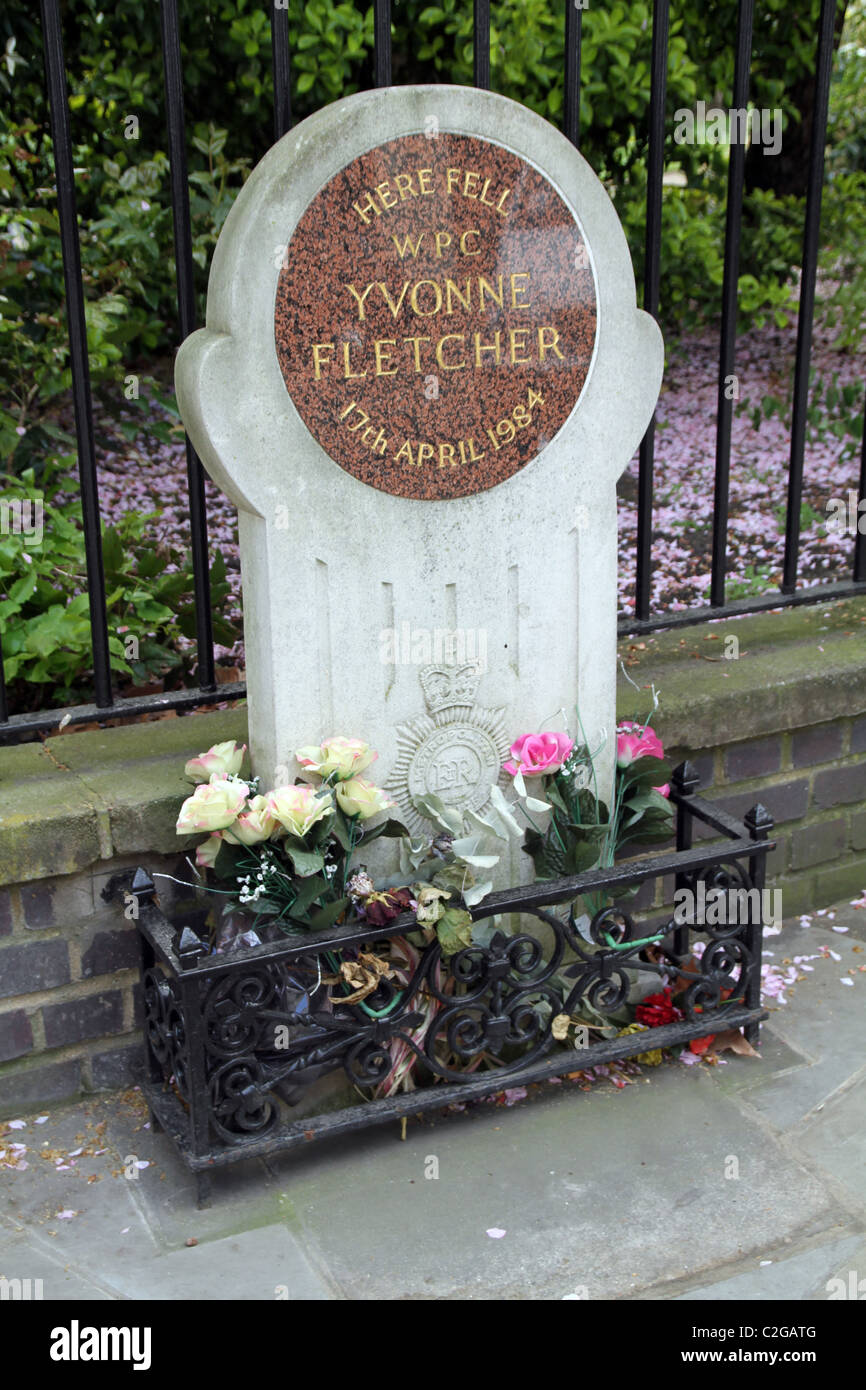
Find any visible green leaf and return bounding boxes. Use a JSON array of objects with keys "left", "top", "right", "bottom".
[
  {"left": 329, "top": 806, "right": 353, "bottom": 852},
  {"left": 357, "top": 816, "right": 411, "bottom": 847},
  {"left": 488, "top": 784, "right": 522, "bottom": 836},
  {"left": 291, "top": 874, "right": 329, "bottom": 915},
  {"left": 308, "top": 896, "right": 350, "bottom": 930},
  {"left": 414, "top": 793, "right": 464, "bottom": 836},
  {"left": 283, "top": 844, "right": 325, "bottom": 877},
  {"left": 211, "top": 839, "right": 244, "bottom": 879},
  {"left": 462, "top": 878, "right": 493, "bottom": 907},
  {"left": 436, "top": 905, "right": 474, "bottom": 957}
]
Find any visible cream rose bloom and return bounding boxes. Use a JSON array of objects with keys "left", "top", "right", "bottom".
[
  {"left": 195, "top": 833, "right": 224, "bottom": 868},
  {"left": 335, "top": 777, "right": 395, "bottom": 821},
  {"left": 223, "top": 795, "right": 277, "bottom": 846},
  {"left": 266, "top": 784, "right": 334, "bottom": 838},
  {"left": 184, "top": 740, "right": 246, "bottom": 784},
  {"left": 176, "top": 775, "right": 249, "bottom": 834},
  {"left": 295, "top": 736, "right": 376, "bottom": 781}
]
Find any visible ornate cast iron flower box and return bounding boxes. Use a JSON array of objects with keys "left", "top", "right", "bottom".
[{"left": 106, "top": 764, "right": 773, "bottom": 1206}]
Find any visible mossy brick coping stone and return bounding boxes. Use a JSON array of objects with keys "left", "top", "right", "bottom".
[
  {"left": 619, "top": 596, "right": 866, "bottom": 749},
  {"left": 0, "top": 598, "right": 864, "bottom": 888},
  {"left": 0, "top": 707, "right": 247, "bottom": 886}
]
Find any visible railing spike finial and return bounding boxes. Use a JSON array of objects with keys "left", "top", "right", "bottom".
[
  {"left": 672, "top": 760, "right": 701, "bottom": 795},
  {"left": 744, "top": 803, "right": 774, "bottom": 838}
]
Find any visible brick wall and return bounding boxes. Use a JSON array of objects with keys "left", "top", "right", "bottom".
[
  {"left": 0, "top": 606, "right": 864, "bottom": 1115},
  {"left": 0, "top": 851, "right": 197, "bottom": 1113},
  {"left": 666, "top": 711, "right": 866, "bottom": 918}
]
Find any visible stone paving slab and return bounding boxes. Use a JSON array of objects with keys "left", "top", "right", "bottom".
[
  {"left": 274, "top": 1064, "right": 842, "bottom": 1301},
  {"left": 1, "top": 896, "right": 863, "bottom": 1301},
  {"left": 793, "top": 1074, "right": 866, "bottom": 1210},
  {"left": 0, "top": 1225, "right": 114, "bottom": 1300},
  {"left": 729, "top": 923, "right": 865, "bottom": 1130},
  {"left": 671, "top": 1233, "right": 863, "bottom": 1302}
]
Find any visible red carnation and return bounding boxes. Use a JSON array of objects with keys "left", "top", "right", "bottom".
[
  {"left": 362, "top": 887, "right": 414, "bottom": 926},
  {"left": 635, "top": 987, "right": 683, "bottom": 1028}
]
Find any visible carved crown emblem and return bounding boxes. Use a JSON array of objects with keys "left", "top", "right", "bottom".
[
  {"left": 386, "top": 660, "right": 508, "bottom": 835},
  {"left": 419, "top": 661, "right": 482, "bottom": 715}
]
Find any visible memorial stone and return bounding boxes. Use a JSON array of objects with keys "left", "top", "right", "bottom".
[{"left": 176, "top": 85, "right": 663, "bottom": 879}]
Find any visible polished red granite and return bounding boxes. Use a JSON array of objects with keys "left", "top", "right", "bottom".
[{"left": 275, "top": 132, "right": 596, "bottom": 500}]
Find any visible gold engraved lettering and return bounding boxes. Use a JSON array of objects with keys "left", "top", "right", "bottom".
[
  {"left": 434, "top": 230, "right": 452, "bottom": 258},
  {"left": 376, "top": 180, "right": 398, "bottom": 209},
  {"left": 374, "top": 339, "right": 398, "bottom": 376},
  {"left": 462, "top": 170, "right": 480, "bottom": 198},
  {"left": 509, "top": 328, "right": 530, "bottom": 364},
  {"left": 352, "top": 191, "right": 380, "bottom": 223},
  {"left": 446, "top": 168, "right": 461, "bottom": 195},
  {"left": 312, "top": 343, "right": 335, "bottom": 379},
  {"left": 342, "top": 342, "right": 367, "bottom": 379},
  {"left": 478, "top": 275, "right": 504, "bottom": 310},
  {"left": 377, "top": 281, "right": 411, "bottom": 318},
  {"left": 459, "top": 229, "right": 480, "bottom": 256},
  {"left": 394, "top": 439, "right": 416, "bottom": 464},
  {"left": 438, "top": 443, "right": 457, "bottom": 469},
  {"left": 391, "top": 232, "right": 426, "bottom": 260},
  {"left": 435, "top": 333, "right": 466, "bottom": 371},
  {"left": 346, "top": 282, "right": 376, "bottom": 322},
  {"left": 394, "top": 172, "right": 418, "bottom": 200},
  {"left": 445, "top": 278, "right": 471, "bottom": 314},
  {"left": 403, "top": 336, "right": 431, "bottom": 372},
  {"left": 417, "top": 168, "right": 434, "bottom": 195},
  {"left": 510, "top": 272, "right": 531, "bottom": 307},
  {"left": 473, "top": 330, "right": 502, "bottom": 366},
  {"left": 538, "top": 325, "right": 565, "bottom": 361},
  {"left": 409, "top": 279, "right": 443, "bottom": 316},
  {"left": 478, "top": 178, "right": 497, "bottom": 209}
]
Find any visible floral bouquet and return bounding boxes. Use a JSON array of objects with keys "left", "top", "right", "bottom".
[
  {"left": 175, "top": 736, "right": 409, "bottom": 938},
  {"left": 502, "top": 719, "right": 674, "bottom": 883}
]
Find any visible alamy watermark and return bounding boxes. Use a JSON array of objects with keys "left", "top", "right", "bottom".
[
  {"left": 379, "top": 622, "right": 488, "bottom": 672},
  {"left": 673, "top": 101, "right": 782, "bottom": 157},
  {"left": 673, "top": 883, "right": 782, "bottom": 927},
  {"left": 826, "top": 490, "right": 866, "bottom": 536},
  {"left": 0, "top": 497, "right": 43, "bottom": 545},
  {"left": 0, "top": 1276, "right": 43, "bottom": 1300}
]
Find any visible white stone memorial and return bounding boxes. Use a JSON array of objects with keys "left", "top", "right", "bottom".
[{"left": 176, "top": 85, "right": 663, "bottom": 877}]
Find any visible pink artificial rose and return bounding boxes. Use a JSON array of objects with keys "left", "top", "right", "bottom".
[
  {"left": 503, "top": 731, "right": 574, "bottom": 777},
  {"left": 616, "top": 721, "right": 669, "bottom": 797}
]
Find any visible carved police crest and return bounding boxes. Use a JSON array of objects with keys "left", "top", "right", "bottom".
[{"left": 386, "top": 662, "right": 509, "bottom": 834}]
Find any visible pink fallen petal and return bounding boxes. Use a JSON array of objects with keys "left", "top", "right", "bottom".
[
  {"left": 56, "top": 1209, "right": 76, "bottom": 1219},
  {"left": 503, "top": 1087, "right": 527, "bottom": 1107},
  {"left": 7, "top": 1120, "right": 26, "bottom": 1130},
  {"left": 832, "top": 926, "right": 849, "bottom": 933},
  {"left": 840, "top": 978, "right": 854, "bottom": 986},
  {"left": 486, "top": 1228, "right": 507, "bottom": 1239}
]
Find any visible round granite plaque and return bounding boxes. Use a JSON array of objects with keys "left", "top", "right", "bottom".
[{"left": 275, "top": 131, "right": 597, "bottom": 500}]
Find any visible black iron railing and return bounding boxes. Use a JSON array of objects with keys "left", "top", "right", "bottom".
[
  {"left": 1, "top": 0, "right": 864, "bottom": 742},
  {"left": 103, "top": 761, "right": 774, "bottom": 1205}
]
